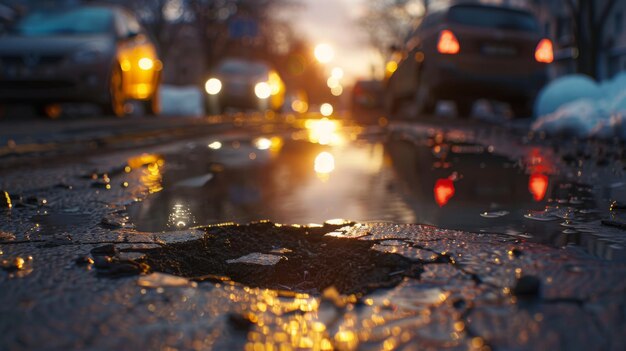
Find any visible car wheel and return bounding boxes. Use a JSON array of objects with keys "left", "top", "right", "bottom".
[
  {"left": 143, "top": 89, "right": 161, "bottom": 117},
  {"left": 103, "top": 64, "right": 126, "bottom": 117},
  {"left": 456, "top": 100, "right": 473, "bottom": 118},
  {"left": 510, "top": 100, "right": 534, "bottom": 119},
  {"left": 383, "top": 92, "right": 398, "bottom": 117}
]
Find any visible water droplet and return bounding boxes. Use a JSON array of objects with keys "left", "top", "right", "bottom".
[
  {"left": 480, "top": 210, "right": 509, "bottom": 218},
  {"left": 524, "top": 210, "right": 558, "bottom": 221}
]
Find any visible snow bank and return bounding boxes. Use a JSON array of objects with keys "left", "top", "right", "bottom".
[
  {"left": 159, "top": 85, "right": 204, "bottom": 117},
  {"left": 532, "top": 73, "right": 626, "bottom": 139}
]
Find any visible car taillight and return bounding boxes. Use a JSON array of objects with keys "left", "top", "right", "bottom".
[
  {"left": 437, "top": 30, "right": 460, "bottom": 54},
  {"left": 535, "top": 39, "right": 553, "bottom": 63}
]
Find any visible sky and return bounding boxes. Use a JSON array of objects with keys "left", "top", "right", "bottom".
[{"left": 288, "top": 0, "right": 383, "bottom": 85}]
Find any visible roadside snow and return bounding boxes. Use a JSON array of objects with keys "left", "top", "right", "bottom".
[
  {"left": 532, "top": 73, "right": 626, "bottom": 139},
  {"left": 159, "top": 84, "right": 204, "bottom": 117}
]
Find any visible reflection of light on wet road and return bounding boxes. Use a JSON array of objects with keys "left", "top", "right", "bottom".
[
  {"left": 434, "top": 178, "right": 455, "bottom": 207},
  {"left": 167, "top": 203, "right": 195, "bottom": 229},
  {"left": 305, "top": 118, "right": 342, "bottom": 145},
  {"left": 127, "top": 153, "right": 164, "bottom": 194},
  {"left": 314, "top": 151, "right": 335, "bottom": 179},
  {"left": 238, "top": 288, "right": 337, "bottom": 351},
  {"left": 528, "top": 173, "right": 549, "bottom": 202}
]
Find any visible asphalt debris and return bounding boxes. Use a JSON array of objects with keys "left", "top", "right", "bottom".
[{"left": 135, "top": 222, "right": 419, "bottom": 295}]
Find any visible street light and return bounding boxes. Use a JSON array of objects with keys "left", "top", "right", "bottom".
[
  {"left": 320, "top": 103, "right": 334, "bottom": 116},
  {"left": 314, "top": 43, "right": 334, "bottom": 63},
  {"left": 331, "top": 67, "right": 344, "bottom": 79}
]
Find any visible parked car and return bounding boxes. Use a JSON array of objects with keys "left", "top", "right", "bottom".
[
  {"left": 384, "top": 1, "right": 552, "bottom": 118},
  {"left": 204, "top": 58, "right": 285, "bottom": 113},
  {"left": 0, "top": 5, "right": 162, "bottom": 117},
  {"left": 350, "top": 79, "right": 383, "bottom": 124}
]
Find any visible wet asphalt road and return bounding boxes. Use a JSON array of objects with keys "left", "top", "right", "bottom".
[{"left": 1, "top": 110, "right": 626, "bottom": 350}]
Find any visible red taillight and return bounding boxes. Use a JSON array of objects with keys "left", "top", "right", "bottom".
[
  {"left": 437, "top": 30, "right": 460, "bottom": 55},
  {"left": 535, "top": 38, "right": 553, "bottom": 63}
]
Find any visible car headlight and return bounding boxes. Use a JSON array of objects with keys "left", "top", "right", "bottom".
[
  {"left": 72, "top": 49, "right": 103, "bottom": 63},
  {"left": 138, "top": 57, "right": 154, "bottom": 70},
  {"left": 205, "top": 78, "right": 222, "bottom": 95},
  {"left": 254, "top": 82, "right": 271, "bottom": 99}
]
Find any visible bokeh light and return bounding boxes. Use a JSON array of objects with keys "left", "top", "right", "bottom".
[
  {"left": 327, "top": 76, "right": 340, "bottom": 89},
  {"left": 255, "top": 82, "right": 272, "bottom": 99},
  {"left": 314, "top": 43, "right": 334, "bottom": 63},
  {"left": 331, "top": 67, "right": 344, "bottom": 79},
  {"left": 331, "top": 85, "right": 343, "bottom": 96},
  {"left": 314, "top": 151, "right": 335, "bottom": 175},
  {"left": 320, "top": 103, "right": 334, "bottom": 116},
  {"left": 205, "top": 78, "right": 222, "bottom": 95}
]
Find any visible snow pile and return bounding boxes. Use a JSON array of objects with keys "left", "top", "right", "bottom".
[
  {"left": 159, "top": 85, "right": 204, "bottom": 117},
  {"left": 532, "top": 74, "right": 626, "bottom": 139}
]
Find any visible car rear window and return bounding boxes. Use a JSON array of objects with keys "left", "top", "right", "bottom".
[
  {"left": 15, "top": 8, "right": 113, "bottom": 36},
  {"left": 448, "top": 5, "right": 539, "bottom": 32},
  {"left": 217, "top": 59, "right": 268, "bottom": 76}
]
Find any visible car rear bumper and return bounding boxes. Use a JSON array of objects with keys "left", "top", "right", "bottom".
[
  {"left": 0, "top": 64, "right": 109, "bottom": 104},
  {"left": 428, "top": 62, "right": 547, "bottom": 101}
]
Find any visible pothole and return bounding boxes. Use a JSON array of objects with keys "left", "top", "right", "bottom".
[{"left": 129, "top": 222, "right": 419, "bottom": 295}]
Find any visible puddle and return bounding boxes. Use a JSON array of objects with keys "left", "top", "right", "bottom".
[
  {"left": 31, "top": 212, "right": 92, "bottom": 233},
  {"left": 126, "top": 119, "right": 625, "bottom": 258}
]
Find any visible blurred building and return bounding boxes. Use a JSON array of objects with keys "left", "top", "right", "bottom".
[
  {"left": 532, "top": 0, "right": 626, "bottom": 80},
  {"left": 161, "top": 24, "right": 206, "bottom": 86}
]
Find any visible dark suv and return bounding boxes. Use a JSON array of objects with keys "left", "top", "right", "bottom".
[{"left": 384, "top": 2, "right": 552, "bottom": 118}]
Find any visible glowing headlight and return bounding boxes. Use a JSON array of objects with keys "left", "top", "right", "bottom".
[
  {"left": 205, "top": 78, "right": 222, "bottom": 95},
  {"left": 254, "top": 82, "right": 271, "bottom": 99},
  {"left": 253, "top": 137, "right": 272, "bottom": 150},
  {"left": 138, "top": 57, "right": 154, "bottom": 70}
]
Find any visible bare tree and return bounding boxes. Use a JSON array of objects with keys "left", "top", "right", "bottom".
[
  {"left": 358, "top": 0, "right": 425, "bottom": 58},
  {"left": 565, "top": 0, "right": 618, "bottom": 79}
]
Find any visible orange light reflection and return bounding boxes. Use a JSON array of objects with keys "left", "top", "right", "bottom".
[
  {"left": 528, "top": 173, "right": 548, "bottom": 202},
  {"left": 434, "top": 178, "right": 455, "bottom": 207},
  {"left": 305, "top": 118, "right": 343, "bottom": 145}
]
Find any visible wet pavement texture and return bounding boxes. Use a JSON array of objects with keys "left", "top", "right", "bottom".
[{"left": 1, "top": 114, "right": 626, "bottom": 350}]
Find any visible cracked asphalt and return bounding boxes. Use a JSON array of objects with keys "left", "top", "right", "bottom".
[{"left": 1, "top": 113, "right": 625, "bottom": 350}]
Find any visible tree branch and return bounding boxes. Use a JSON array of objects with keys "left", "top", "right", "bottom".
[
  {"left": 565, "top": 0, "right": 578, "bottom": 17},
  {"left": 597, "top": 0, "right": 618, "bottom": 28}
]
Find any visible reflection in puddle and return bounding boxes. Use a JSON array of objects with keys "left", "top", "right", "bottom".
[
  {"left": 167, "top": 203, "right": 195, "bottom": 229},
  {"left": 529, "top": 173, "right": 549, "bottom": 201},
  {"left": 314, "top": 152, "right": 335, "bottom": 180},
  {"left": 434, "top": 178, "right": 455, "bottom": 207},
  {"left": 305, "top": 118, "right": 343, "bottom": 145},
  {"left": 127, "top": 153, "right": 165, "bottom": 194},
  {"left": 126, "top": 120, "right": 623, "bottom": 257}
]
